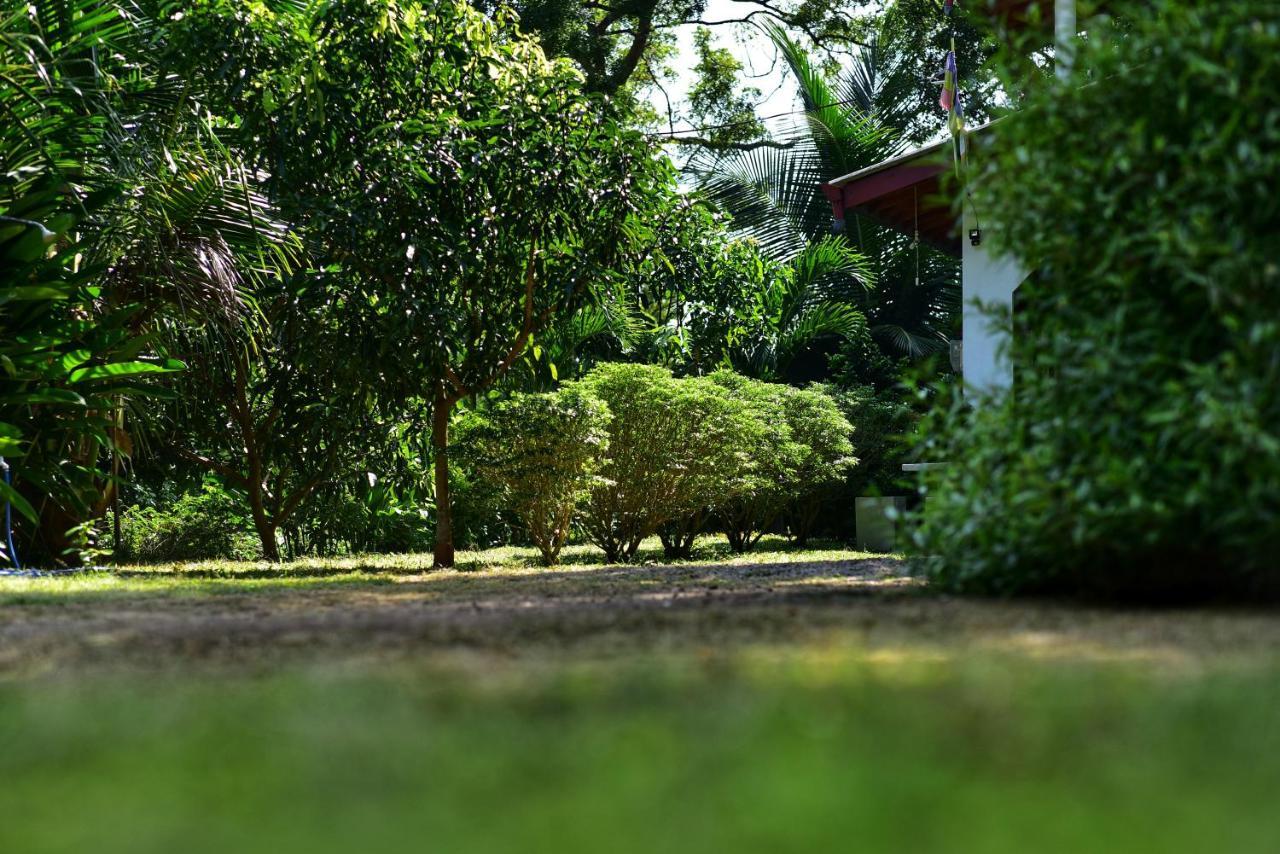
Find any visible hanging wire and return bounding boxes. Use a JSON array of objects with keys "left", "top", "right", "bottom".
[{"left": 913, "top": 186, "right": 921, "bottom": 289}]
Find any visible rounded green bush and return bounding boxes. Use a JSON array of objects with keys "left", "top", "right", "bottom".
[
  {"left": 912, "top": 1, "right": 1280, "bottom": 598},
  {"left": 461, "top": 388, "right": 610, "bottom": 566}
]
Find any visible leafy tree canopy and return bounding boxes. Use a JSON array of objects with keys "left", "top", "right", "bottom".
[{"left": 160, "top": 0, "right": 678, "bottom": 566}]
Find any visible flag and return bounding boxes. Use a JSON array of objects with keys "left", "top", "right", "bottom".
[
  {"left": 939, "top": 50, "right": 957, "bottom": 111},
  {"left": 943, "top": 0, "right": 956, "bottom": 15},
  {"left": 949, "top": 91, "right": 966, "bottom": 137}
]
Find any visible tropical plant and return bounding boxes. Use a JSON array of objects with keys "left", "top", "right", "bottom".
[
  {"left": 280, "top": 468, "right": 433, "bottom": 558},
  {"left": 117, "top": 483, "right": 261, "bottom": 563},
  {"left": 461, "top": 388, "right": 610, "bottom": 566},
  {"left": 723, "top": 237, "right": 873, "bottom": 381},
  {"left": 616, "top": 201, "right": 874, "bottom": 381},
  {"left": 688, "top": 20, "right": 960, "bottom": 366},
  {"left": 0, "top": 1, "right": 260, "bottom": 563}
]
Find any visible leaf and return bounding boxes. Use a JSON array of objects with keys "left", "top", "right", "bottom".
[
  {"left": 69, "top": 360, "right": 185, "bottom": 383},
  {"left": 0, "top": 480, "right": 37, "bottom": 524},
  {"left": 0, "top": 389, "right": 86, "bottom": 407},
  {"left": 0, "top": 285, "right": 72, "bottom": 304}
]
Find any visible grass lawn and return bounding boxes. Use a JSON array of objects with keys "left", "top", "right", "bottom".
[{"left": 2, "top": 537, "right": 1278, "bottom": 853}]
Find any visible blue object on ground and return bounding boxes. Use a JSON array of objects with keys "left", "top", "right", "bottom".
[{"left": 1, "top": 456, "right": 18, "bottom": 571}]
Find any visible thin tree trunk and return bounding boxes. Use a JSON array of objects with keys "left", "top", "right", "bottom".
[
  {"left": 432, "top": 393, "right": 455, "bottom": 569},
  {"left": 249, "top": 498, "right": 280, "bottom": 561}
]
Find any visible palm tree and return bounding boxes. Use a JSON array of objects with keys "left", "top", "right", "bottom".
[
  {"left": 1, "top": 0, "right": 291, "bottom": 563},
  {"left": 725, "top": 236, "right": 872, "bottom": 381},
  {"left": 687, "top": 21, "right": 960, "bottom": 362}
]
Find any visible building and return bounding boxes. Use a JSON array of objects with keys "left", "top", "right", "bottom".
[{"left": 820, "top": 0, "right": 1080, "bottom": 396}]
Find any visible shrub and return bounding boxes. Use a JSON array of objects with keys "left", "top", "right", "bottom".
[
  {"left": 576, "top": 363, "right": 758, "bottom": 563},
  {"left": 780, "top": 385, "right": 857, "bottom": 546},
  {"left": 912, "top": 1, "right": 1280, "bottom": 599},
  {"left": 283, "top": 475, "right": 434, "bottom": 558},
  {"left": 707, "top": 373, "right": 856, "bottom": 551},
  {"left": 118, "top": 485, "right": 261, "bottom": 563},
  {"left": 706, "top": 372, "right": 802, "bottom": 552},
  {"left": 462, "top": 389, "right": 610, "bottom": 566},
  {"left": 825, "top": 385, "right": 912, "bottom": 498}
]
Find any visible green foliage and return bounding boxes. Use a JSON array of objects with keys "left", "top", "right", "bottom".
[
  {"left": 913, "top": 0, "right": 1280, "bottom": 599},
  {"left": 824, "top": 384, "right": 911, "bottom": 498},
  {"left": 281, "top": 473, "right": 434, "bottom": 558},
  {"left": 471, "top": 0, "right": 872, "bottom": 115},
  {"left": 854, "top": 0, "right": 1001, "bottom": 143},
  {"left": 708, "top": 373, "right": 854, "bottom": 551},
  {"left": 705, "top": 372, "right": 802, "bottom": 552},
  {"left": 622, "top": 203, "right": 872, "bottom": 381},
  {"left": 118, "top": 485, "right": 261, "bottom": 563},
  {"left": 685, "top": 28, "right": 764, "bottom": 147},
  {"left": 779, "top": 384, "right": 857, "bottom": 545},
  {"left": 1, "top": 1, "right": 214, "bottom": 563},
  {"left": 161, "top": 0, "right": 673, "bottom": 565},
  {"left": 688, "top": 20, "right": 960, "bottom": 365},
  {"left": 462, "top": 389, "right": 610, "bottom": 565},
  {"left": 576, "top": 363, "right": 758, "bottom": 563}
]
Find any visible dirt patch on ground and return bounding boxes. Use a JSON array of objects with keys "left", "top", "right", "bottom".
[{"left": 2, "top": 555, "right": 1279, "bottom": 678}]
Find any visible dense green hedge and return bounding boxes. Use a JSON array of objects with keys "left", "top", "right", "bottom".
[
  {"left": 462, "top": 364, "right": 859, "bottom": 564},
  {"left": 912, "top": 1, "right": 1280, "bottom": 598}
]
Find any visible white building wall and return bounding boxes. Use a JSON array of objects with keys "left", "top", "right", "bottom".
[{"left": 960, "top": 198, "right": 1024, "bottom": 397}]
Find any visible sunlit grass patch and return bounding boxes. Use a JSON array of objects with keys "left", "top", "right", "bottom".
[{"left": 0, "top": 536, "right": 892, "bottom": 606}]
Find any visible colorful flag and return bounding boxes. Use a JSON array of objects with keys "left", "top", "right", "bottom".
[
  {"left": 940, "top": 50, "right": 957, "bottom": 111},
  {"left": 949, "top": 91, "right": 966, "bottom": 137},
  {"left": 943, "top": 0, "right": 956, "bottom": 15}
]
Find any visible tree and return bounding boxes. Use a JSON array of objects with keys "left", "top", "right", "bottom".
[
  {"left": 2, "top": 0, "right": 277, "bottom": 563},
  {"left": 471, "top": 0, "right": 876, "bottom": 108},
  {"left": 688, "top": 20, "right": 960, "bottom": 368},
  {"left": 603, "top": 202, "right": 872, "bottom": 381},
  {"left": 683, "top": 27, "right": 765, "bottom": 147},
  {"left": 461, "top": 388, "right": 610, "bottom": 565},
  {"left": 162, "top": 298, "right": 388, "bottom": 562},
  {"left": 162, "top": 0, "right": 673, "bottom": 566}
]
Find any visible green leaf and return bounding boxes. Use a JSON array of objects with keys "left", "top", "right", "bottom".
[
  {"left": 0, "top": 480, "right": 37, "bottom": 524},
  {"left": 69, "top": 360, "right": 186, "bottom": 383},
  {"left": 0, "top": 286, "right": 72, "bottom": 304},
  {"left": 0, "top": 389, "right": 86, "bottom": 407}
]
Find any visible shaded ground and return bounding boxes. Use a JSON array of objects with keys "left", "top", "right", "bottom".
[
  {"left": 2, "top": 538, "right": 1279, "bottom": 853},
  {"left": 2, "top": 538, "right": 1278, "bottom": 677}
]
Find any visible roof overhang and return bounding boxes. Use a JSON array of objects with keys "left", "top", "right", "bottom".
[
  {"left": 822, "top": 140, "right": 960, "bottom": 257},
  {"left": 821, "top": 121, "right": 999, "bottom": 258}
]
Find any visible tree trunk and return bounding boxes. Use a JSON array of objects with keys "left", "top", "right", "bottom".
[
  {"left": 432, "top": 394, "right": 455, "bottom": 569},
  {"left": 247, "top": 488, "right": 280, "bottom": 562}
]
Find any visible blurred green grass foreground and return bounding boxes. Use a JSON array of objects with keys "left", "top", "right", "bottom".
[{"left": 1, "top": 539, "right": 1278, "bottom": 853}]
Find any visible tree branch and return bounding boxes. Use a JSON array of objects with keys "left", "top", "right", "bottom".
[
  {"left": 174, "top": 447, "right": 251, "bottom": 491},
  {"left": 664, "top": 135, "right": 798, "bottom": 151}
]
